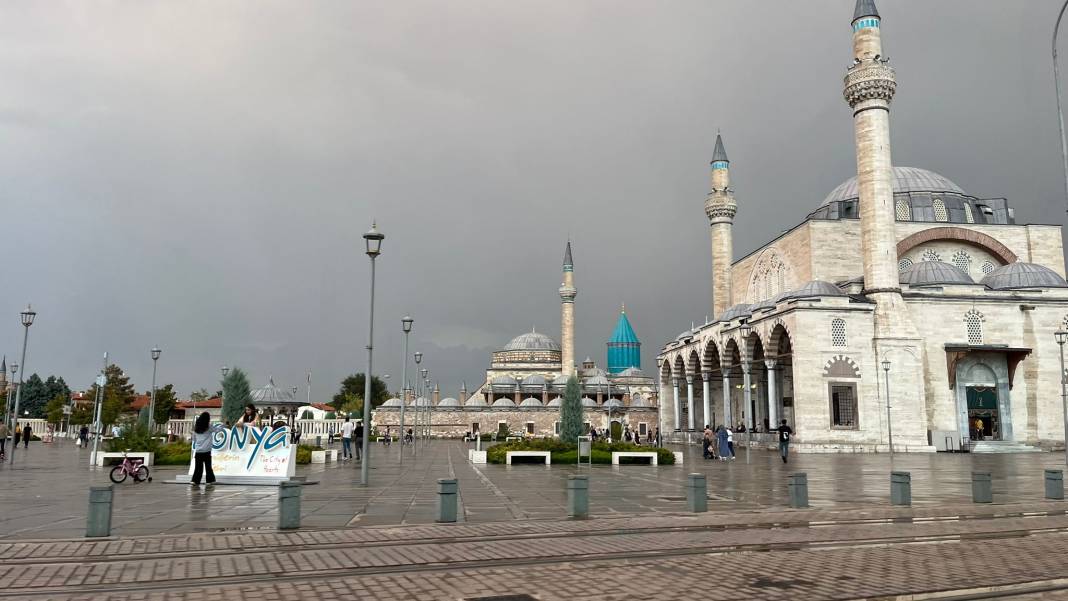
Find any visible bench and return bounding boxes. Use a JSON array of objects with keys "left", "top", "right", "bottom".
[
  {"left": 506, "top": 451, "right": 550, "bottom": 465},
  {"left": 468, "top": 449, "right": 487, "bottom": 464},
  {"left": 505, "top": 436, "right": 523, "bottom": 443},
  {"left": 611, "top": 451, "right": 658, "bottom": 466},
  {"left": 310, "top": 449, "right": 339, "bottom": 464},
  {"left": 95, "top": 452, "right": 154, "bottom": 467}
]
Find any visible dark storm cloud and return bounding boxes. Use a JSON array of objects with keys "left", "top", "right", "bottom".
[{"left": 1, "top": 1, "right": 1064, "bottom": 399}]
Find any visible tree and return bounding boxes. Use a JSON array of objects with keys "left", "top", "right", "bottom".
[
  {"left": 17, "top": 374, "right": 47, "bottom": 417},
  {"left": 338, "top": 394, "right": 362, "bottom": 418},
  {"left": 0, "top": 388, "right": 6, "bottom": 416},
  {"left": 84, "top": 364, "right": 136, "bottom": 428},
  {"left": 150, "top": 384, "right": 177, "bottom": 425},
  {"left": 333, "top": 373, "right": 389, "bottom": 409},
  {"left": 221, "top": 367, "right": 252, "bottom": 424},
  {"left": 189, "top": 388, "right": 211, "bottom": 404},
  {"left": 559, "top": 375, "right": 583, "bottom": 444},
  {"left": 70, "top": 403, "right": 93, "bottom": 427},
  {"left": 44, "top": 393, "right": 66, "bottom": 426}
]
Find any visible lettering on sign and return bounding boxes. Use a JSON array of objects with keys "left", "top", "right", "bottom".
[{"left": 188, "top": 425, "right": 296, "bottom": 480}]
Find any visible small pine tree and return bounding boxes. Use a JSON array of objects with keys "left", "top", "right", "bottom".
[
  {"left": 559, "top": 375, "right": 583, "bottom": 444},
  {"left": 221, "top": 367, "right": 253, "bottom": 424}
]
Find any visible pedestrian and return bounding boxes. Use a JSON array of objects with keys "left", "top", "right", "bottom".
[
  {"left": 777, "top": 419, "right": 793, "bottom": 463},
  {"left": 190, "top": 412, "right": 225, "bottom": 487},
  {"left": 624, "top": 428, "right": 632, "bottom": 443},
  {"left": 292, "top": 423, "right": 302, "bottom": 445},
  {"left": 166, "top": 423, "right": 174, "bottom": 443},
  {"left": 79, "top": 425, "right": 89, "bottom": 448},
  {"left": 353, "top": 420, "right": 364, "bottom": 461},
  {"left": 726, "top": 426, "right": 735, "bottom": 458},
  {"left": 22, "top": 424, "right": 31, "bottom": 449},
  {"left": 653, "top": 427, "right": 661, "bottom": 448},
  {"left": 13, "top": 426, "right": 21, "bottom": 447},
  {"left": 716, "top": 425, "right": 732, "bottom": 461},
  {"left": 340, "top": 417, "right": 354, "bottom": 460},
  {"left": 633, "top": 431, "right": 641, "bottom": 446},
  {"left": 703, "top": 425, "right": 714, "bottom": 460},
  {"left": 0, "top": 422, "right": 7, "bottom": 458},
  {"left": 405, "top": 427, "right": 413, "bottom": 444},
  {"left": 383, "top": 426, "right": 391, "bottom": 446}
]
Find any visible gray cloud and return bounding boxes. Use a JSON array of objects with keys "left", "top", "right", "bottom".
[{"left": 1, "top": 1, "right": 1065, "bottom": 400}]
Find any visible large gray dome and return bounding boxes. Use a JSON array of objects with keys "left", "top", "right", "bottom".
[
  {"left": 503, "top": 331, "right": 560, "bottom": 352},
  {"left": 900, "top": 261, "right": 974, "bottom": 286},
  {"left": 822, "top": 167, "right": 966, "bottom": 207},
  {"left": 782, "top": 280, "right": 846, "bottom": 300},
  {"left": 980, "top": 262, "right": 1068, "bottom": 290}
]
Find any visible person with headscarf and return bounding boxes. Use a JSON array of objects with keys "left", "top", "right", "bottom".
[
  {"left": 716, "top": 425, "right": 732, "bottom": 461},
  {"left": 190, "top": 411, "right": 225, "bottom": 487}
]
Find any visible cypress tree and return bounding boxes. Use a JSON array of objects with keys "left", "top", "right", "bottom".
[
  {"left": 221, "top": 367, "right": 252, "bottom": 424},
  {"left": 559, "top": 375, "right": 583, "bottom": 444}
]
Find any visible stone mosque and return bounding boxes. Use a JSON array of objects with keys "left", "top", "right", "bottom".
[
  {"left": 658, "top": 0, "right": 1068, "bottom": 452},
  {"left": 375, "top": 242, "right": 661, "bottom": 439}
]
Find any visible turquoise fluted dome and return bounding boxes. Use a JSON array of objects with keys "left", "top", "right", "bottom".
[{"left": 607, "top": 309, "right": 641, "bottom": 374}]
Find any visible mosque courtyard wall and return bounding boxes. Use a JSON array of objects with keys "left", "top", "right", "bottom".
[{"left": 373, "top": 408, "right": 660, "bottom": 439}]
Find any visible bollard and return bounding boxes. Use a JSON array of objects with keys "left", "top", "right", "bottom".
[
  {"left": 890, "top": 471, "right": 912, "bottom": 506},
  {"left": 971, "top": 471, "right": 992, "bottom": 503},
  {"left": 437, "top": 478, "right": 458, "bottom": 523},
  {"left": 686, "top": 473, "right": 707, "bottom": 513},
  {"left": 315, "top": 435, "right": 322, "bottom": 448},
  {"left": 1046, "top": 469, "right": 1064, "bottom": 500},
  {"left": 567, "top": 475, "right": 589, "bottom": 519},
  {"left": 278, "top": 481, "right": 302, "bottom": 530},
  {"left": 788, "top": 472, "right": 809, "bottom": 508},
  {"left": 86, "top": 485, "right": 114, "bottom": 538}
]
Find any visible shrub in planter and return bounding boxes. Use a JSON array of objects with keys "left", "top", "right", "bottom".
[
  {"left": 296, "top": 444, "right": 324, "bottom": 464},
  {"left": 156, "top": 441, "right": 192, "bottom": 465}
]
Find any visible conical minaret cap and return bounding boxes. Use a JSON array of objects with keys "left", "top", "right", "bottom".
[
  {"left": 710, "top": 134, "right": 729, "bottom": 165},
  {"left": 563, "top": 240, "right": 573, "bottom": 268},
  {"left": 853, "top": 0, "right": 879, "bottom": 22}
]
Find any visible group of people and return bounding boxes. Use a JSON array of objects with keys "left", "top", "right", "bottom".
[
  {"left": 589, "top": 425, "right": 655, "bottom": 446},
  {"left": 0, "top": 422, "right": 32, "bottom": 458},
  {"left": 702, "top": 420, "right": 794, "bottom": 463}
]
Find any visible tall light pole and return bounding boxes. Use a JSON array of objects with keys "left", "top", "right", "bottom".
[
  {"left": 1056, "top": 331, "right": 1068, "bottom": 468},
  {"left": 1054, "top": 0, "right": 1068, "bottom": 213},
  {"left": 400, "top": 316, "right": 413, "bottom": 463},
  {"left": 217, "top": 365, "right": 229, "bottom": 416},
  {"left": 882, "top": 358, "right": 893, "bottom": 458},
  {"left": 9, "top": 305, "right": 36, "bottom": 464},
  {"left": 90, "top": 352, "right": 107, "bottom": 467},
  {"left": 413, "top": 351, "right": 423, "bottom": 453},
  {"left": 149, "top": 347, "right": 161, "bottom": 432},
  {"left": 6, "top": 362, "right": 16, "bottom": 434},
  {"left": 360, "top": 222, "right": 384, "bottom": 486},
  {"left": 420, "top": 368, "right": 429, "bottom": 442}
]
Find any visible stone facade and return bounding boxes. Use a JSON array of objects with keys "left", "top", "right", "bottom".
[{"left": 374, "top": 407, "right": 660, "bottom": 439}]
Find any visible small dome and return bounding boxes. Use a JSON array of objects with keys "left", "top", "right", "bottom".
[
  {"left": 581, "top": 397, "right": 597, "bottom": 407},
  {"left": 464, "top": 397, "right": 486, "bottom": 408},
  {"left": 584, "top": 374, "right": 610, "bottom": 387},
  {"left": 552, "top": 374, "right": 571, "bottom": 386},
  {"left": 491, "top": 375, "right": 517, "bottom": 386},
  {"left": 717, "top": 303, "right": 753, "bottom": 323},
  {"left": 900, "top": 261, "right": 974, "bottom": 286},
  {"left": 503, "top": 331, "right": 561, "bottom": 352},
  {"left": 616, "top": 367, "right": 643, "bottom": 377},
  {"left": 409, "top": 397, "right": 432, "bottom": 407},
  {"left": 822, "top": 167, "right": 966, "bottom": 207},
  {"left": 380, "top": 398, "right": 403, "bottom": 407},
  {"left": 751, "top": 291, "right": 789, "bottom": 312},
  {"left": 519, "top": 397, "right": 543, "bottom": 407},
  {"left": 604, "top": 399, "right": 622, "bottom": 408},
  {"left": 546, "top": 397, "right": 562, "bottom": 407},
  {"left": 492, "top": 398, "right": 516, "bottom": 407},
  {"left": 675, "top": 329, "right": 694, "bottom": 340},
  {"left": 782, "top": 280, "right": 846, "bottom": 300},
  {"left": 437, "top": 397, "right": 460, "bottom": 407},
  {"left": 981, "top": 262, "right": 1068, "bottom": 290},
  {"left": 522, "top": 374, "right": 548, "bottom": 386}
]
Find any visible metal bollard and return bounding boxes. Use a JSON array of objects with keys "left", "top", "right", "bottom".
[
  {"left": 278, "top": 481, "right": 302, "bottom": 530},
  {"left": 788, "top": 472, "right": 809, "bottom": 508},
  {"left": 890, "top": 471, "right": 912, "bottom": 506},
  {"left": 971, "top": 471, "right": 992, "bottom": 503},
  {"left": 437, "top": 478, "right": 458, "bottom": 523},
  {"left": 315, "top": 435, "right": 322, "bottom": 448},
  {"left": 686, "top": 473, "right": 707, "bottom": 513},
  {"left": 1046, "top": 469, "right": 1064, "bottom": 500},
  {"left": 567, "top": 475, "right": 589, "bottom": 519},
  {"left": 86, "top": 485, "right": 114, "bottom": 538}
]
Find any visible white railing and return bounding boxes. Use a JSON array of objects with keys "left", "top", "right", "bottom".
[{"left": 161, "top": 418, "right": 349, "bottom": 441}]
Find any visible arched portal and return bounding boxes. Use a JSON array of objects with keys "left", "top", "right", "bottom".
[
  {"left": 768, "top": 323, "right": 794, "bottom": 429},
  {"left": 724, "top": 338, "right": 743, "bottom": 430},
  {"left": 672, "top": 355, "right": 687, "bottom": 432},
  {"left": 702, "top": 339, "right": 722, "bottom": 429}
]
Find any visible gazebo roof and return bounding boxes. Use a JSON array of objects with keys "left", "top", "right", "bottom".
[{"left": 249, "top": 377, "right": 303, "bottom": 407}]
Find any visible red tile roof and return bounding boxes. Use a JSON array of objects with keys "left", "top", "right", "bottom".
[
  {"left": 129, "top": 394, "right": 151, "bottom": 410},
  {"left": 311, "top": 403, "right": 336, "bottom": 412},
  {"left": 177, "top": 397, "right": 222, "bottom": 409}
]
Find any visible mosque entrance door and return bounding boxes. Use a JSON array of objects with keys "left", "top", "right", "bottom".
[{"left": 966, "top": 386, "right": 1000, "bottom": 441}]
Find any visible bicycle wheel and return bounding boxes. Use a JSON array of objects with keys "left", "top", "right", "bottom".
[
  {"left": 109, "top": 465, "right": 128, "bottom": 483},
  {"left": 134, "top": 465, "right": 150, "bottom": 482}
]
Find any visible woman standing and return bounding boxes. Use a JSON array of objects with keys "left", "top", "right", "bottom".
[
  {"left": 190, "top": 412, "right": 225, "bottom": 487},
  {"left": 717, "top": 425, "right": 732, "bottom": 461},
  {"left": 238, "top": 404, "right": 259, "bottom": 427}
]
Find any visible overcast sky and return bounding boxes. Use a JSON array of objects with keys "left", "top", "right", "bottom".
[{"left": 1, "top": 1, "right": 1066, "bottom": 401}]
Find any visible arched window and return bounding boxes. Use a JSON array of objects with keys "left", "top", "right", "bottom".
[
  {"left": 899, "top": 257, "right": 913, "bottom": 271},
  {"left": 963, "top": 203, "right": 975, "bottom": 224},
  {"left": 965, "top": 310, "right": 984, "bottom": 345},
  {"left": 981, "top": 261, "right": 995, "bottom": 274},
  {"left": 923, "top": 249, "right": 941, "bottom": 262},
  {"left": 895, "top": 198, "right": 911, "bottom": 221},
  {"left": 952, "top": 250, "right": 971, "bottom": 275},
  {"left": 933, "top": 198, "right": 948, "bottom": 222},
  {"left": 777, "top": 266, "right": 785, "bottom": 294},
  {"left": 831, "top": 318, "right": 847, "bottom": 347}
]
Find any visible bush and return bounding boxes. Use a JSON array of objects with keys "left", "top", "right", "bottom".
[
  {"left": 156, "top": 441, "right": 191, "bottom": 465},
  {"left": 105, "top": 422, "right": 161, "bottom": 453},
  {"left": 296, "top": 444, "right": 323, "bottom": 464},
  {"left": 486, "top": 439, "right": 673, "bottom": 465}
]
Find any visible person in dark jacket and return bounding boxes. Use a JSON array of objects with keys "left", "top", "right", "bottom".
[
  {"left": 190, "top": 412, "right": 225, "bottom": 487},
  {"left": 22, "top": 425, "right": 31, "bottom": 448}
]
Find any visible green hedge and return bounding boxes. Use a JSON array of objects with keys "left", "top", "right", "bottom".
[
  {"left": 155, "top": 442, "right": 192, "bottom": 465},
  {"left": 486, "top": 439, "right": 674, "bottom": 465},
  {"left": 296, "top": 444, "right": 323, "bottom": 464}
]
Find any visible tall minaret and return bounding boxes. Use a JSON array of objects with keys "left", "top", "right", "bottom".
[
  {"left": 843, "top": 0, "right": 915, "bottom": 337},
  {"left": 705, "top": 133, "right": 736, "bottom": 318},
  {"left": 559, "top": 241, "right": 577, "bottom": 376}
]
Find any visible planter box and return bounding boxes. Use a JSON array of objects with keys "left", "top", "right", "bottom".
[
  {"left": 469, "top": 450, "right": 487, "bottom": 464},
  {"left": 672, "top": 452, "right": 684, "bottom": 465},
  {"left": 311, "top": 451, "right": 327, "bottom": 464}
]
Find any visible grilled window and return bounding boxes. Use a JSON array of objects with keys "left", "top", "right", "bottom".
[
  {"left": 933, "top": 198, "right": 948, "bottom": 222},
  {"left": 831, "top": 318, "right": 847, "bottom": 347},
  {"left": 830, "top": 384, "right": 858, "bottom": 429},
  {"left": 965, "top": 310, "right": 984, "bottom": 345}
]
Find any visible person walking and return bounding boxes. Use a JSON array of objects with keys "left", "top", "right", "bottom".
[
  {"left": 353, "top": 421, "right": 364, "bottom": 461},
  {"left": 702, "top": 425, "right": 714, "bottom": 460},
  {"left": 716, "top": 425, "right": 731, "bottom": 461},
  {"left": 22, "top": 424, "right": 31, "bottom": 449},
  {"left": 383, "top": 426, "right": 391, "bottom": 446},
  {"left": 79, "top": 425, "right": 89, "bottom": 448},
  {"left": 777, "top": 419, "right": 794, "bottom": 463},
  {"left": 190, "top": 412, "right": 225, "bottom": 487},
  {"left": 340, "top": 417, "right": 354, "bottom": 460},
  {"left": 0, "top": 422, "right": 7, "bottom": 458},
  {"left": 726, "top": 426, "right": 735, "bottom": 458}
]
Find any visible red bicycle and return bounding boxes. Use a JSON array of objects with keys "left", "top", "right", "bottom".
[{"left": 109, "top": 449, "right": 152, "bottom": 484}]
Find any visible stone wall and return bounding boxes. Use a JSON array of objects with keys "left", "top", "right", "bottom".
[{"left": 374, "top": 408, "right": 661, "bottom": 439}]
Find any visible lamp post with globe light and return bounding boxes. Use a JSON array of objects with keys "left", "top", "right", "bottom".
[
  {"left": 148, "top": 347, "right": 161, "bottom": 432},
  {"left": 1056, "top": 330, "right": 1068, "bottom": 468},
  {"left": 882, "top": 358, "right": 893, "bottom": 458},
  {"left": 9, "top": 305, "right": 36, "bottom": 464},
  {"left": 413, "top": 352, "right": 423, "bottom": 453},
  {"left": 400, "top": 316, "right": 413, "bottom": 463},
  {"left": 6, "top": 362, "right": 16, "bottom": 434},
  {"left": 360, "top": 222, "right": 384, "bottom": 486},
  {"left": 420, "top": 368, "right": 429, "bottom": 442}
]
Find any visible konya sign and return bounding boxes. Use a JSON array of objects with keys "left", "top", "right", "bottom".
[{"left": 187, "top": 425, "right": 296, "bottom": 479}]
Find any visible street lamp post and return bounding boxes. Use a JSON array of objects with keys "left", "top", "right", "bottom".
[
  {"left": 9, "top": 305, "right": 36, "bottom": 464},
  {"left": 420, "top": 369, "right": 429, "bottom": 442},
  {"left": 1053, "top": 0, "right": 1068, "bottom": 213},
  {"left": 216, "top": 365, "right": 229, "bottom": 415},
  {"left": 6, "top": 362, "right": 16, "bottom": 435},
  {"left": 1055, "top": 331, "right": 1068, "bottom": 469},
  {"left": 413, "top": 352, "right": 423, "bottom": 453},
  {"left": 360, "top": 222, "right": 384, "bottom": 486},
  {"left": 739, "top": 323, "right": 753, "bottom": 461},
  {"left": 882, "top": 358, "right": 893, "bottom": 458},
  {"left": 400, "top": 316, "right": 413, "bottom": 463},
  {"left": 149, "top": 347, "right": 161, "bottom": 433}
]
